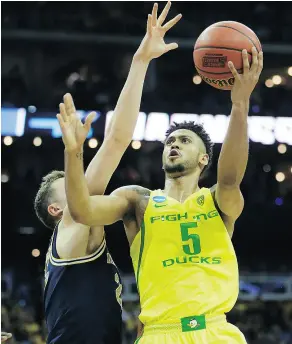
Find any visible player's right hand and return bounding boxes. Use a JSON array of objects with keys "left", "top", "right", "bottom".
[
  {"left": 57, "top": 93, "right": 96, "bottom": 152},
  {"left": 1, "top": 332, "right": 12, "bottom": 342},
  {"left": 134, "top": 2, "right": 182, "bottom": 63}
]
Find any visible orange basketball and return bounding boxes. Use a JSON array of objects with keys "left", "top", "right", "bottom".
[{"left": 193, "top": 21, "right": 262, "bottom": 90}]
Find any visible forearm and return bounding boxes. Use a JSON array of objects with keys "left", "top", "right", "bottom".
[
  {"left": 65, "top": 148, "right": 92, "bottom": 221},
  {"left": 106, "top": 56, "right": 149, "bottom": 146},
  {"left": 85, "top": 57, "right": 149, "bottom": 195},
  {"left": 217, "top": 101, "right": 249, "bottom": 186},
  {"left": 85, "top": 140, "right": 122, "bottom": 196}
]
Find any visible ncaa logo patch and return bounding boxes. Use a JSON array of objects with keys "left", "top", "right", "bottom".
[
  {"left": 197, "top": 195, "right": 204, "bottom": 206},
  {"left": 153, "top": 195, "right": 166, "bottom": 203}
]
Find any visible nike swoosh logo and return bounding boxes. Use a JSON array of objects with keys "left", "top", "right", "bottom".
[{"left": 154, "top": 204, "right": 167, "bottom": 208}]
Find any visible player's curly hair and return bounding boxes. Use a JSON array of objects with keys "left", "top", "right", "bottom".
[
  {"left": 165, "top": 121, "right": 214, "bottom": 171},
  {"left": 34, "top": 170, "right": 65, "bottom": 229}
]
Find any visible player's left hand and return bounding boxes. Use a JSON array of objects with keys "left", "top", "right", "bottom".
[
  {"left": 1, "top": 332, "right": 12, "bottom": 342},
  {"left": 228, "top": 47, "right": 263, "bottom": 105},
  {"left": 57, "top": 93, "right": 96, "bottom": 152},
  {"left": 134, "top": 1, "right": 182, "bottom": 63}
]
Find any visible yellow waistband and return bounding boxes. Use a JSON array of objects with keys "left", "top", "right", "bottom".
[{"left": 143, "top": 314, "right": 226, "bottom": 335}]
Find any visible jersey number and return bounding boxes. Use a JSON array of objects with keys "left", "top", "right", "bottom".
[{"left": 180, "top": 222, "right": 201, "bottom": 255}]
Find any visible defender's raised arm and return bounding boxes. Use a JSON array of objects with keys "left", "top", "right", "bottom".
[{"left": 59, "top": 2, "right": 182, "bottom": 225}]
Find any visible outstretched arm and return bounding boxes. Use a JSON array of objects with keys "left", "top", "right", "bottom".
[
  {"left": 60, "top": 2, "right": 182, "bottom": 223},
  {"left": 84, "top": 58, "right": 149, "bottom": 196},
  {"left": 85, "top": 1, "right": 182, "bottom": 195},
  {"left": 215, "top": 47, "right": 263, "bottom": 222},
  {"left": 52, "top": 2, "right": 181, "bottom": 258},
  {"left": 63, "top": 148, "right": 131, "bottom": 226}
]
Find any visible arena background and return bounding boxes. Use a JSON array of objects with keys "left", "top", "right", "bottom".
[{"left": 1, "top": 1, "right": 292, "bottom": 343}]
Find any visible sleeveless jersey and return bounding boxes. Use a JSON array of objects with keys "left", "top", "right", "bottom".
[
  {"left": 130, "top": 188, "right": 239, "bottom": 325},
  {"left": 44, "top": 225, "right": 122, "bottom": 344}
]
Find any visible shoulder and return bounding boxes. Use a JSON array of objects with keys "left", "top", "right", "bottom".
[
  {"left": 112, "top": 185, "right": 151, "bottom": 223},
  {"left": 111, "top": 185, "right": 151, "bottom": 200}
]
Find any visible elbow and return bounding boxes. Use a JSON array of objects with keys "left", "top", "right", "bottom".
[{"left": 218, "top": 175, "right": 240, "bottom": 188}]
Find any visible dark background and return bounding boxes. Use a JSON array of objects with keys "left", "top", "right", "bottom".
[{"left": 1, "top": 2, "right": 292, "bottom": 344}]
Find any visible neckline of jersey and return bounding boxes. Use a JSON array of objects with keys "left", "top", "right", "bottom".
[{"left": 157, "top": 187, "right": 206, "bottom": 205}]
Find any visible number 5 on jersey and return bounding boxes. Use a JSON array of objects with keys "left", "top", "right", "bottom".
[{"left": 180, "top": 222, "right": 201, "bottom": 255}]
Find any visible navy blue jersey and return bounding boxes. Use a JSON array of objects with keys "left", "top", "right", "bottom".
[{"left": 44, "top": 225, "right": 122, "bottom": 344}]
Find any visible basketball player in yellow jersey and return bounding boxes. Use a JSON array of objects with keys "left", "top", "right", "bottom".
[{"left": 61, "top": 2, "right": 264, "bottom": 342}]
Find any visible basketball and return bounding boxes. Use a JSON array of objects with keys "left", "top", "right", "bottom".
[{"left": 193, "top": 21, "right": 262, "bottom": 90}]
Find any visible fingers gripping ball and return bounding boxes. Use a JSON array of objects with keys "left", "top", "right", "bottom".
[{"left": 193, "top": 21, "right": 262, "bottom": 90}]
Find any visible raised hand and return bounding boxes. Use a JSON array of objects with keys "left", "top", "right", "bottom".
[
  {"left": 57, "top": 93, "right": 96, "bottom": 151},
  {"left": 135, "top": 1, "right": 182, "bottom": 62},
  {"left": 228, "top": 47, "right": 264, "bottom": 105}
]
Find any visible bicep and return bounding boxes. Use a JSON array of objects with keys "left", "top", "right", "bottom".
[{"left": 214, "top": 183, "right": 244, "bottom": 221}]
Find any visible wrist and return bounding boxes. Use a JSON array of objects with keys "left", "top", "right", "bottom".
[
  {"left": 132, "top": 53, "right": 151, "bottom": 66},
  {"left": 232, "top": 100, "right": 250, "bottom": 110},
  {"left": 65, "top": 146, "right": 83, "bottom": 155}
]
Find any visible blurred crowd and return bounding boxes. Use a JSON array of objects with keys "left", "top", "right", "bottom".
[
  {"left": 2, "top": 2, "right": 292, "bottom": 112},
  {"left": 229, "top": 300, "right": 292, "bottom": 344},
  {"left": 2, "top": 2, "right": 292, "bottom": 43},
  {"left": 2, "top": 61, "right": 292, "bottom": 118},
  {"left": 2, "top": 296, "right": 292, "bottom": 344}
]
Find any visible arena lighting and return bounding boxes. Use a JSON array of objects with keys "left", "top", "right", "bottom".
[
  {"left": 125, "top": 113, "right": 292, "bottom": 145},
  {"left": 252, "top": 105, "right": 260, "bottom": 113},
  {"left": 1, "top": 173, "right": 9, "bottom": 183},
  {"left": 2, "top": 107, "right": 292, "bottom": 145},
  {"left": 265, "top": 79, "right": 274, "bottom": 88},
  {"left": 88, "top": 138, "right": 98, "bottom": 148},
  {"left": 3, "top": 136, "right": 13, "bottom": 146},
  {"left": 263, "top": 164, "right": 271, "bottom": 173},
  {"left": 132, "top": 140, "right": 141, "bottom": 150},
  {"left": 19, "top": 227, "right": 35, "bottom": 235},
  {"left": 32, "top": 249, "right": 40, "bottom": 257},
  {"left": 275, "top": 197, "right": 283, "bottom": 206},
  {"left": 26, "top": 111, "right": 100, "bottom": 138},
  {"left": 275, "top": 172, "right": 285, "bottom": 182},
  {"left": 288, "top": 67, "right": 292, "bottom": 76},
  {"left": 33, "top": 136, "right": 42, "bottom": 146},
  {"left": 107, "top": 112, "right": 292, "bottom": 145},
  {"left": 1, "top": 108, "right": 27, "bottom": 137},
  {"left": 193, "top": 75, "right": 202, "bottom": 85},
  {"left": 272, "top": 75, "right": 282, "bottom": 85},
  {"left": 66, "top": 72, "right": 80, "bottom": 88},
  {"left": 277, "top": 143, "right": 287, "bottom": 154},
  {"left": 28, "top": 105, "right": 37, "bottom": 113}
]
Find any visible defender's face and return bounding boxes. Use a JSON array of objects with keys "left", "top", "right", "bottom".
[
  {"left": 162, "top": 129, "right": 205, "bottom": 174},
  {"left": 47, "top": 178, "right": 67, "bottom": 220}
]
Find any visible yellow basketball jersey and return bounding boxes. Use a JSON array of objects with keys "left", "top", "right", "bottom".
[{"left": 130, "top": 188, "right": 239, "bottom": 325}]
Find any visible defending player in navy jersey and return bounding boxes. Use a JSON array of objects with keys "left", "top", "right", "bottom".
[{"left": 34, "top": 3, "right": 182, "bottom": 343}]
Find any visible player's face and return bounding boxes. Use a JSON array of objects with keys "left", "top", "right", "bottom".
[
  {"left": 47, "top": 178, "right": 67, "bottom": 220},
  {"left": 162, "top": 129, "right": 208, "bottom": 175}
]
